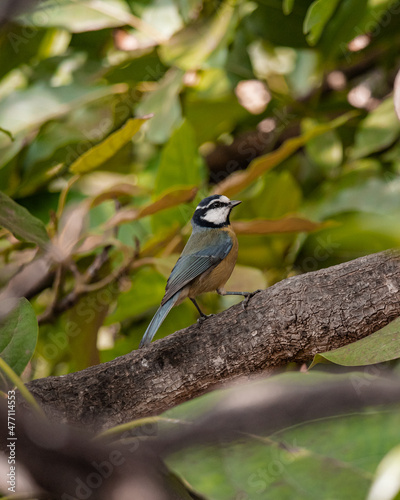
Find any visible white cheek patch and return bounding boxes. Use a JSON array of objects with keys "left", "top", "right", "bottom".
[{"left": 201, "top": 207, "right": 230, "bottom": 224}]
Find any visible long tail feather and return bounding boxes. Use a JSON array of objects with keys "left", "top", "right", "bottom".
[{"left": 139, "top": 291, "right": 182, "bottom": 348}]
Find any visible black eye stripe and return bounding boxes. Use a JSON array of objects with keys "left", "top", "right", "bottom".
[
  {"left": 195, "top": 199, "right": 229, "bottom": 212},
  {"left": 209, "top": 201, "right": 227, "bottom": 209}
]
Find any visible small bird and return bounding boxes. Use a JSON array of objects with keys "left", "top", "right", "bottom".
[{"left": 139, "top": 194, "right": 251, "bottom": 348}]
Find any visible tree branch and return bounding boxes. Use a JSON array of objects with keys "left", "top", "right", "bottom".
[{"left": 21, "top": 250, "right": 400, "bottom": 431}]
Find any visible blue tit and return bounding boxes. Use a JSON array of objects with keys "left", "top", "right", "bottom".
[{"left": 139, "top": 194, "right": 250, "bottom": 348}]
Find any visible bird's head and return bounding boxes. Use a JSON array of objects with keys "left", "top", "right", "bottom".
[{"left": 192, "top": 195, "right": 241, "bottom": 229}]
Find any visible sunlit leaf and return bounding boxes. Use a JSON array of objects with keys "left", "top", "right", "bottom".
[
  {"left": 104, "top": 186, "right": 198, "bottom": 229},
  {"left": 0, "top": 191, "right": 50, "bottom": 249},
  {"left": 0, "top": 81, "right": 124, "bottom": 137},
  {"left": 303, "top": 0, "right": 341, "bottom": 46},
  {"left": 213, "top": 112, "right": 357, "bottom": 198},
  {"left": 69, "top": 117, "right": 150, "bottom": 174},
  {"left": 135, "top": 68, "right": 184, "bottom": 144},
  {"left": 394, "top": 68, "right": 400, "bottom": 122},
  {"left": 367, "top": 445, "right": 400, "bottom": 500},
  {"left": 310, "top": 317, "right": 400, "bottom": 368},
  {"left": 17, "top": 0, "right": 133, "bottom": 33},
  {"left": 350, "top": 97, "right": 400, "bottom": 159},
  {"left": 0, "top": 298, "right": 38, "bottom": 376},
  {"left": 233, "top": 217, "right": 329, "bottom": 235},
  {"left": 159, "top": 0, "right": 238, "bottom": 70}
]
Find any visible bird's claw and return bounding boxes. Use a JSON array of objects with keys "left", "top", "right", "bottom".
[
  {"left": 242, "top": 289, "right": 262, "bottom": 310},
  {"left": 197, "top": 313, "right": 215, "bottom": 325}
]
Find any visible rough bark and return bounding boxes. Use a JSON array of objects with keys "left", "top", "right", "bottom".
[{"left": 21, "top": 250, "right": 400, "bottom": 431}]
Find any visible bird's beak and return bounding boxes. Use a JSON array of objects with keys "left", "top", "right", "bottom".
[{"left": 229, "top": 200, "right": 242, "bottom": 208}]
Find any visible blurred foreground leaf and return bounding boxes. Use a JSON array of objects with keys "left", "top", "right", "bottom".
[
  {"left": 70, "top": 116, "right": 150, "bottom": 174},
  {"left": 0, "top": 190, "right": 50, "bottom": 249},
  {"left": 310, "top": 316, "right": 400, "bottom": 368},
  {"left": 163, "top": 371, "right": 400, "bottom": 500},
  {"left": 0, "top": 298, "right": 38, "bottom": 376},
  {"left": 367, "top": 445, "right": 400, "bottom": 500}
]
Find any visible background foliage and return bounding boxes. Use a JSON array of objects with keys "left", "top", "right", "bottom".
[{"left": 1, "top": 0, "right": 400, "bottom": 498}]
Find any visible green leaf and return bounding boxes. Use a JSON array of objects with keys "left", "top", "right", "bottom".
[
  {"left": 318, "top": 0, "right": 369, "bottom": 58},
  {"left": 297, "top": 211, "right": 400, "bottom": 271},
  {"left": 152, "top": 120, "right": 204, "bottom": 231},
  {"left": 246, "top": 0, "right": 310, "bottom": 48},
  {"left": 367, "top": 445, "right": 400, "bottom": 500},
  {"left": 0, "top": 298, "right": 38, "bottom": 376},
  {"left": 17, "top": 0, "right": 133, "bottom": 33},
  {"left": 185, "top": 93, "right": 248, "bottom": 145},
  {"left": 283, "top": 0, "right": 295, "bottom": 15},
  {"left": 159, "top": 0, "right": 238, "bottom": 70},
  {"left": 0, "top": 357, "right": 45, "bottom": 416},
  {"left": 136, "top": 68, "right": 184, "bottom": 144},
  {"left": 69, "top": 116, "right": 149, "bottom": 174},
  {"left": 302, "top": 117, "right": 343, "bottom": 172},
  {"left": 310, "top": 317, "right": 400, "bottom": 368},
  {"left": 0, "top": 82, "right": 121, "bottom": 138},
  {"left": 66, "top": 284, "right": 115, "bottom": 372},
  {"left": 0, "top": 126, "right": 14, "bottom": 141},
  {"left": 0, "top": 191, "right": 50, "bottom": 249},
  {"left": 105, "top": 267, "right": 167, "bottom": 324},
  {"left": 303, "top": 0, "right": 341, "bottom": 46},
  {"left": 155, "top": 120, "right": 203, "bottom": 194},
  {"left": 350, "top": 97, "right": 400, "bottom": 159},
  {"left": 163, "top": 372, "right": 400, "bottom": 500}
]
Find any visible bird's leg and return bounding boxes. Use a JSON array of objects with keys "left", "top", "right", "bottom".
[
  {"left": 190, "top": 298, "right": 214, "bottom": 324},
  {"left": 217, "top": 288, "right": 261, "bottom": 309}
]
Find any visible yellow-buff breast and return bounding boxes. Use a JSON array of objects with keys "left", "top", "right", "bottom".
[{"left": 187, "top": 227, "right": 238, "bottom": 298}]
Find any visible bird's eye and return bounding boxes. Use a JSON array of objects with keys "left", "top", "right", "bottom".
[{"left": 213, "top": 202, "right": 222, "bottom": 208}]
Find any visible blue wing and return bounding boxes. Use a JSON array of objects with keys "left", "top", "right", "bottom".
[{"left": 161, "top": 230, "right": 232, "bottom": 305}]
